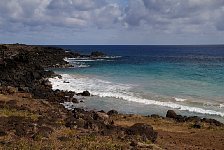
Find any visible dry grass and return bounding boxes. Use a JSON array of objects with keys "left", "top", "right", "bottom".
[
  {"left": 112, "top": 114, "right": 193, "bottom": 132},
  {"left": 1, "top": 93, "right": 223, "bottom": 150},
  {"left": 0, "top": 107, "right": 39, "bottom": 121},
  {"left": 1, "top": 127, "right": 127, "bottom": 150}
]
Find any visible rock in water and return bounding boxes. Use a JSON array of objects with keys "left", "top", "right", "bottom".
[
  {"left": 77, "top": 91, "right": 90, "bottom": 96},
  {"left": 126, "top": 123, "right": 157, "bottom": 143},
  {"left": 166, "top": 110, "right": 177, "bottom": 119},
  {"left": 90, "top": 51, "right": 106, "bottom": 57}
]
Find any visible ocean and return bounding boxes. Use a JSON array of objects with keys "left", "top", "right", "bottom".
[{"left": 48, "top": 45, "right": 224, "bottom": 122}]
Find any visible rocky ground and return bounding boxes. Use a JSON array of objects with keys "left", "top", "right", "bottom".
[{"left": 0, "top": 44, "right": 224, "bottom": 150}]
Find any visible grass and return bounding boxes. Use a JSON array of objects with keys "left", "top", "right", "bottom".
[
  {"left": 1, "top": 132, "right": 127, "bottom": 150},
  {"left": 0, "top": 107, "right": 39, "bottom": 121}
]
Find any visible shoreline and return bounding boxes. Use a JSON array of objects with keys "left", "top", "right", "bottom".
[
  {"left": 1, "top": 44, "right": 224, "bottom": 149},
  {"left": 49, "top": 72, "right": 224, "bottom": 122}
]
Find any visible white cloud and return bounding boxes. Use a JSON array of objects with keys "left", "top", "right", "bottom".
[
  {"left": 0, "top": 0, "right": 121, "bottom": 31},
  {"left": 124, "top": 0, "right": 224, "bottom": 33},
  {"left": 0, "top": 0, "right": 223, "bottom": 44}
]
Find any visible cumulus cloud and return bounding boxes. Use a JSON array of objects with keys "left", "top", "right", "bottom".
[
  {"left": 0, "top": 0, "right": 122, "bottom": 31},
  {"left": 0, "top": 0, "right": 223, "bottom": 44},
  {"left": 47, "top": 0, "right": 106, "bottom": 11},
  {"left": 124, "top": 0, "right": 224, "bottom": 33}
]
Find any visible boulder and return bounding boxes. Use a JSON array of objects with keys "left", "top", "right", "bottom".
[
  {"left": 77, "top": 91, "right": 90, "bottom": 96},
  {"left": 93, "top": 112, "right": 109, "bottom": 121},
  {"left": 107, "top": 110, "right": 118, "bottom": 116},
  {"left": 70, "top": 97, "right": 79, "bottom": 103},
  {"left": 98, "top": 110, "right": 105, "bottom": 113},
  {"left": 166, "top": 110, "right": 177, "bottom": 119},
  {"left": 65, "top": 117, "right": 76, "bottom": 128},
  {"left": 186, "top": 116, "right": 201, "bottom": 122},
  {"left": 92, "top": 112, "right": 111, "bottom": 125},
  {"left": 175, "top": 115, "right": 187, "bottom": 122},
  {"left": 192, "top": 120, "right": 201, "bottom": 129},
  {"left": 201, "top": 118, "right": 223, "bottom": 126},
  {"left": 126, "top": 123, "right": 157, "bottom": 143},
  {"left": 90, "top": 51, "right": 106, "bottom": 57}
]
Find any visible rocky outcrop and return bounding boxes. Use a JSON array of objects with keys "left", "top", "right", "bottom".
[
  {"left": 90, "top": 51, "right": 106, "bottom": 58},
  {"left": 0, "top": 44, "right": 159, "bottom": 148},
  {"left": 0, "top": 44, "right": 80, "bottom": 101},
  {"left": 77, "top": 91, "right": 91, "bottom": 96},
  {"left": 166, "top": 110, "right": 177, "bottom": 119},
  {"left": 107, "top": 110, "right": 119, "bottom": 116},
  {"left": 63, "top": 108, "right": 158, "bottom": 143},
  {"left": 126, "top": 123, "right": 158, "bottom": 142},
  {"left": 166, "top": 110, "right": 223, "bottom": 127}
]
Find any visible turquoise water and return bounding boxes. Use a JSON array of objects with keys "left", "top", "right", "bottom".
[{"left": 50, "top": 45, "right": 224, "bottom": 121}]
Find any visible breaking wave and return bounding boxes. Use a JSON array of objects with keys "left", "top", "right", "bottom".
[{"left": 49, "top": 74, "right": 224, "bottom": 117}]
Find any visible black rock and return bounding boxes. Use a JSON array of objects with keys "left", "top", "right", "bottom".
[
  {"left": 186, "top": 116, "right": 201, "bottom": 122},
  {"left": 201, "top": 118, "right": 223, "bottom": 126},
  {"left": 65, "top": 117, "right": 76, "bottom": 128},
  {"left": 98, "top": 110, "right": 105, "bottom": 113},
  {"left": 151, "top": 114, "right": 161, "bottom": 118},
  {"left": 166, "top": 110, "right": 177, "bottom": 119},
  {"left": 90, "top": 51, "right": 106, "bottom": 57},
  {"left": 0, "top": 44, "right": 82, "bottom": 101},
  {"left": 126, "top": 123, "right": 157, "bottom": 143},
  {"left": 107, "top": 110, "right": 118, "bottom": 116},
  {"left": 70, "top": 97, "right": 79, "bottom": 103},
  {"left": 77, "top": 91, "right": 91, "bottom": 96},
  {"left": 176, "top": 115, "right": 187, "bottom": 122}
]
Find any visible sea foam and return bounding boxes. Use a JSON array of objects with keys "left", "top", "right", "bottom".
[
  {"left": 49, "top": 74, "right": 224, "bottom": 117},
  {"left": 174, "top": 98, "right": 187, "bottom": 102}
]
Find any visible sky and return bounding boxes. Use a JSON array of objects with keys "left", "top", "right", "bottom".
[{"left": 0, "top": 0, "right": 224, "bottom": 45}]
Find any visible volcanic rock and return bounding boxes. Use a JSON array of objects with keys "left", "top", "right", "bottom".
[
  {"left": 126, "top": 123, "right": 157, "bottom": 143},
  {"left": 107, "top": 110, "right": 119, "bottom": 116},
  {"left": 166, "top": 110, "right": 177, "bottom": 119}
]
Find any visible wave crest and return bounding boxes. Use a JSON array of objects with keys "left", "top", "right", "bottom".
[{"left": 49, "top": 74, "right": 224, "bottom": 117}]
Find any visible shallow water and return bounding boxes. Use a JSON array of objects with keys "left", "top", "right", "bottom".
[{"left": 49, "top": 45, "right": 224, "bottom": 122}]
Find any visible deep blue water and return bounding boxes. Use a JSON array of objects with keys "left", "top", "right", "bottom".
[{"left": 49, "top": 45, "right": 224, "bottom": 121}]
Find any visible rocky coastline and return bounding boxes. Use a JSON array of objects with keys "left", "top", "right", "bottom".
[{"left": 0, "top": 44, "right": 224, "bottom": 150}]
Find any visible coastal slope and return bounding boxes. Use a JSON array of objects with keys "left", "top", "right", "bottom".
[{"left": 0, "top": 44, "right": 223, "bottom": 150}]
